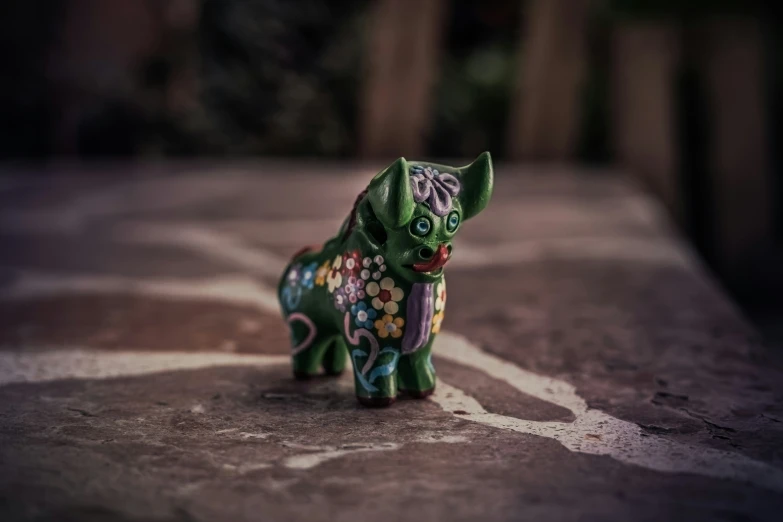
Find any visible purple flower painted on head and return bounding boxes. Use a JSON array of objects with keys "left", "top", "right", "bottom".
[{"left": 410, "top": 166, "right": 460, "bottom": 216}]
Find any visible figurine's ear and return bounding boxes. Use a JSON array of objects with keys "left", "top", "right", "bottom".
[
  {"left": 456, "top": 151, "right": 494, "bottom": 220},
  {"left": 366, "top": 157, "right": 415, "bottom": 228}
]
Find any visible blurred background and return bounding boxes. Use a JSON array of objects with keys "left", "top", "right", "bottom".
[{"left": 1, "top": 0, "right": 781, "bottom": 342}]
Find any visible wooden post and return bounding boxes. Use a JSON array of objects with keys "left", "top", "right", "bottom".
[
  {"left": 698, "top": 18, "right": 772, "bottom": 276},
  {"left": 507, "top": 0, "right": 590, "bottom": 160},
  {"left": 359, "top": 0, "right": 446, "bottom": 158},
  {"left": 49, "top": 0, "right": 162, "bottom": 155},
  {"left": 611, "top": 22, "right": 683, "bottom": 222}
]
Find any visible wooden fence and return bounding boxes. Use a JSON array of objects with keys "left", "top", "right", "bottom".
[
  {"left": 360, "top": 0, "right": 779, "bottom": 300},
  {"left": 38, "top": 0, "right": 782, "bottom": 300}
]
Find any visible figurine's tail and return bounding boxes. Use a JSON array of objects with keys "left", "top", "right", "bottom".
[{"left": 289, "top": 245, "right": 315, "bottom": 261}]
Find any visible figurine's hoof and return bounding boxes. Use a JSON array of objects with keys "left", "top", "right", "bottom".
[
  {"left": 357, "top": 396, "right": 396, "bottom": 408},
  {"left": 293, "top": 371, "right": 316, "bottom": 380},
  {"left": 323, "top": 368, "right": 344, "bottom": 377},
  {"left": 400, "top": 387, "right": 435, "bottom": 399}
]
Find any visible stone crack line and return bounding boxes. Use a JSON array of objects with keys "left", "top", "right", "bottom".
[
  {"left": 2, "top": 272, "right": 782, "bottom": 491},
  {"left": 0, "top": 344, "right": 466, "bottom": 472}
]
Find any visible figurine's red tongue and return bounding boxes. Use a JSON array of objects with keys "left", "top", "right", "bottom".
[{"left": 412, "top": 244, "right": 450, "bottom": 273}]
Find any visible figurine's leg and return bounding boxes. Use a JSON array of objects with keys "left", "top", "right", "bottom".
[
  {"left": 286, "top": 313, "right": 338, "bottom": 378},
  {"left": 292, "top": 335, "right": 335, "bottom": 379},
  {"left": 397, "top": 343, "right": 436, "bottom": 398},
  {"left": 321, "top": 336, "right": 347, "bottom": 376},
  {"left": 349, "top": 340, "right": 400, "bottom": 407}
]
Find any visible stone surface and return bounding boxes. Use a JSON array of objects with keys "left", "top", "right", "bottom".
[
  {"left": 0, "top": 295, "right": 289, "bottom": 355},
  {"left": 0, "top": 162, "right": 781, "bottom": 521}
]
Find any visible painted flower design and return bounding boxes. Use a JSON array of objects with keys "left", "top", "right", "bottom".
[
  {"left": 333, "top": 287, "right": 348, "bottom": 312},
  {"left": 351, "top": 302, "right": 377, "bottom": 329},
  {"left": 342, "top": 250, "right": 362, "bottom": 277},
  {"left": 435, "top": 280, "right": 446, "bottom": 311},
  {"left": 287, "top": 263, "right": 302, "bottom": 286},
  {"left": 300, "top": 262, "right": 317, "bottom": 289},
  {"left": 360, "top": 255, "right": 386, "bottom": 281},
  {"left": 315, "top": 260, "right": 330, "bottom": 286},
  {"left": 366, "top": 277, "right": 404, "bottom": 314},
  {"left": 281, "top": 263, "right": 303, "bottom": 311},
  {"left": 343, "top": 276, "right": 366, "bottom": 304},
  {"left": 375, "top": 314, "right": 404, "bottom": 339},
  {"left": 432, "top": 311, "right": 444, "bottom": 334},
  {"left": 409, "top": 165, "right": 461, "bottom": 217},
  {"left": 327, "top": 255, "right": 343, "bottom": 293}
]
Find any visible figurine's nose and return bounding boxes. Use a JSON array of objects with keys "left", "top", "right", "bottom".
[
  {"left": 418, "top": 243, "right": 450, "bottom": 260},
  {"left": 412, "top": 244, "right": 451, "bottom": 272},
  {"left": 418, "top": 246, "right": 434, "bottom": 260}
]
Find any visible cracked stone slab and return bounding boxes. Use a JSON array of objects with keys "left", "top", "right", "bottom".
[
  {"left": 2, "top": 365, "right": 782, "bottom": 522},
  {"left": 443, "top": 260, "right": 783, "bottom": 466},
  {"left": 434, "top": 357, "right": 575, "bottom": 422},
  {"left": 0, "top": 164, "right": 782, "bottom": 521}
]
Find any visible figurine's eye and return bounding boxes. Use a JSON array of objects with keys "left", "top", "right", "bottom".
[
  {"left": 446, "top": 211, "right": 460, "bottom": 233},
  {"left": 410, "top": 216, "right": 432, "bottom": 236}
]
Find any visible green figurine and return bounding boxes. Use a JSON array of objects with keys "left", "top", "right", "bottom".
[{"left": 278, "top": 153, "right": 494, "bottom": 407}]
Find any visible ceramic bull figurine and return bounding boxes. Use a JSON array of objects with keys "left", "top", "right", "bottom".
[{"left": 278, "top": 153, "right": 493, "bottom": 407}]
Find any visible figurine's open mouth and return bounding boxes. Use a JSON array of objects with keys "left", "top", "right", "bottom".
[
  {"left": 407, "top": 265, "right": 445, "bottom": 276},
  {"left": 409, "top": 244, "right": 450, "bottom": 274}
]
